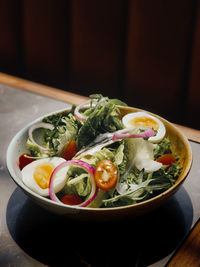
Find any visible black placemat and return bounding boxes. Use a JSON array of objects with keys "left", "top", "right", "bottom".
[{"left": 6, "top": 186, "right": 193, "bottom": 267}]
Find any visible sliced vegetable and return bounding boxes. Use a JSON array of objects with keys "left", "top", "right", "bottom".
[
  {"left": 49, "top": 160, "right": 97, "bottom": 207},
  {"left": 156, "top": 153, "right": 176, "bottom": 170},
  {"left": 74, "top": 96, "right": 126, "bottom": 123},
  {"left": 61, "top": 140, "right": 77, "bottom": 160},
  {"left": 28, "top": 122, "right": 54, "bottom": 153},
  {"left": 112, "top": 127, "right": 155, "bottom": 141},
  {"left": 61, "top": 194, "right": 83, "bottom": 205},
  {"left": 76, "top": 101, "right": 123, "bottom": 150},
  {"left": 94, "top": 159, "right": 118, "bottom": 191},
  {"left": 74, "top": 99, "right": 93, "bottom": 121},
  {"left": 19, "top": 153, "right": 35, "bottom": 170}
]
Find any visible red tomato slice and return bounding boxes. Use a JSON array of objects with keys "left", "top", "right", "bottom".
[
  {"left": 156, "top": 153, "right": 176, "bottom": 170},
  {"left": 61, "top": 194, "right": 83, "bottom": 205},
  {"left": 19, "top": 153, "right": 35, "bottom": 170},
  {"left": 94, "top": 159, "right": 118, "bottom": 191},
  {"left": 62, "top": 140, "right": 77, "bottom": 160}
]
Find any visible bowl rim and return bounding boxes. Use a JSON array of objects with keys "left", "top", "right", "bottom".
[{"left": 6, "top": 106, "right": 193, "bottom": 213}]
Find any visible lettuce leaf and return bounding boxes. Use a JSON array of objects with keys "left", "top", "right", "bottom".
[
  {"left": 42, "top": 105, "right": 76, "bottom": 126},
  {"left": 54, "top": 114, "right": 78, "bottom": 154},
  {"left": 88, "top": 189, "right": 109, "bottom": 208},
  {"left": 102, "top": 137, "right": 182, "bottom": 207},
  {"left": 66, "top": 173, "right": 91, "bottom": 197},
  {"left": 76, "top": 101, "right": 123, "bottom": 150},
  {"left": 79, "top": 148, "right": 115, "bottom": 168},
  {"left": 26, "top": 138, "right": 47, "bottom": 157},
  {"left": 26, "top": 111, "right": 80, "bottom": 157},
  {"left": 62, "top": 142, "right": 125, "bottom": 207},
  {"left": 153, "top": 137, "right": 172, "bottom": 159}
]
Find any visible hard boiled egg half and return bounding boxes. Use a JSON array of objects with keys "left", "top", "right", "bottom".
[
  {"left": 122, "top": 111, "right": 166, "bottom": 143},
  {"left": 21, "top": 157, "right": 66, "bottom": 196}
]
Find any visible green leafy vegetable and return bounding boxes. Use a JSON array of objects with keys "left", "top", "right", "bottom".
[
  {"left": 76, "top": 100, "right": 123, "bottom": 150},
  {"left": 103, "top": 149, "right": 182, "bottom": 207},
  {"left": 26, "top": 107, "right": 80, "bottom": 157},
  {"left": 154, "top": 137, "right": 172, "bottom": 159},
  {"left": 26, "top": 138, "right": 44, "bottom": 157},
  {"left": 42, "top": 105, "right": 76, "bottom": 126}
]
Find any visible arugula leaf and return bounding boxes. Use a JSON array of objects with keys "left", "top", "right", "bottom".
[
  {"left": 154, "top": 137, "right": 172, "bottom": 159},
  {"left": 103, "top": 158, "right": 182, "bottom": 207},
  {"left": 43, "top": 114, "right": 79, "bottom": 154},
  {"left": 89, "top": 94, "right": 104, "bottom": 100},
  {"left": 109, "top": 99, "right": 127, "bottom": 106},
  {"left": 42, "top": 105, "right": 76, "bottom": 126}
]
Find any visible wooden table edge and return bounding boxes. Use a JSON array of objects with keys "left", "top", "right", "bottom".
[
  {"left": 167, "top": 217, "right": 200, "bottom": 266},
  {"left": 0, "top": 72, "right": 88, "bottom": 105},
  {"left": 0, "top": 72, "right": 199, "bottom": 144},
  {"left": 1, "top": 72, "right": 199, "bottom": 143}
]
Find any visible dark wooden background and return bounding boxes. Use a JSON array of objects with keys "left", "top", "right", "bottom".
[{"left": 0, "top": 0, "right": 199, "bottom": 129}]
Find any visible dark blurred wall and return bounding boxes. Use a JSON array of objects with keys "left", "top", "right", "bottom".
[{"left": 0, "top": 0, "right": 199, "bottom": 129}]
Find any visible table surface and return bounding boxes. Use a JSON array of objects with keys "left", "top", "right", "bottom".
[{"left": 0, "top": 73, "right": 200, "bottom": 266}]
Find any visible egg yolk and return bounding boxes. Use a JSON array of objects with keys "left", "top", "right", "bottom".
[
  {"left": 128, "top": 117, "right": 159, "bottom": 130},
  {"left": 33, "top": 164, "right": 54, "bottom": 189}
]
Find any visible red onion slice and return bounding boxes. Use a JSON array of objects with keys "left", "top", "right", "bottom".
[
  {"left": 49, "top": 160, "right": 97, "bottom": 207},
  {"left": 112, "top": 127, "right": 155, "bottom": 141},
  {"left": 28, "top": 122, "right": 54, "bottom": 152},
  {"left": 74, "top": 100, "right": 93, "bottom": 121},
  {"left": 74, "top": 98, "right": 107, "bottom": 121}
]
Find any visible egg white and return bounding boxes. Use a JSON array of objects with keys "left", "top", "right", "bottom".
[
  {"left": 131, "top": 138, "right": 162, "bottom": 173},
  {"left": 21, "top": 157, "right": 67, "bottom": 196},
  {"left": 122, "top": 112, "right": 166, "bottom": 143}
]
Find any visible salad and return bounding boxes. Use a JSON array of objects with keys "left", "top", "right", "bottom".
[{"left": 19, "top": 94, "right": 182, "bottom": 208}]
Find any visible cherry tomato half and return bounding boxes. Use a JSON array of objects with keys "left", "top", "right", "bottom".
[
  {"left": 61, "top": 194, "right": 83, "bottom": 205},
  {"left": 94, "top": 159, "right": 118, "bottom": 191},
  {"left": 156, "top": 153, "right": 176, "bottom": 170},
  {"left": 62, "top": 140, "right": 77, "bottom": 160},
  {"left": 19, "top": 153, "right": 35, "bottom": 170}
]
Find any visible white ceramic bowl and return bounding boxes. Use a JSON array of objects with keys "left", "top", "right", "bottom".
[{"left": 6, "top": 107, "right": 193, "bottom": 221}]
